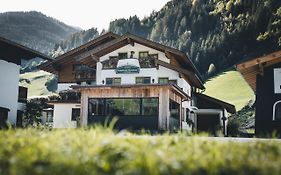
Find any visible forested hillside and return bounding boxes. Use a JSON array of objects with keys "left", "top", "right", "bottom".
[
  {"left": 106, "top": 0, "right": 281, "bottom": 76},
  {"left": 0, "top": 11, "right": 79, "bottom": 54}
]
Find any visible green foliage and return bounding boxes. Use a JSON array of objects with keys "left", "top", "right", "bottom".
[
  {"left": 204, "top": 70, "right": 255, "bottom": 110},
  {"left": 108, "top": 0, "right": 281, "bottom": 76},
  {"left": 0, "top": 128, "right": 281, "bottom": 175},
  {"left": 23, "top": 99, "right": 49, "bottom": 127},
  {"left": 0, "top": 11, "right": 79, "bottom": 54}
]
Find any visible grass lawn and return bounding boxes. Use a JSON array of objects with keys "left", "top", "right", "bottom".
[
  {"left": 204, "top": 70, "right": 255, "bottom": 111},
  {"left": 0, "top": 128, "right": 281, "bottom": 175},
  {"left": 19, "top": 70, "right": 56, "bottom": 98}
]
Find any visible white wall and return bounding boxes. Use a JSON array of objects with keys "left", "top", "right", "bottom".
[
  {"left": 0, "top": 60, "right": 20, "bottom": 124},
  {"left": 53, "top": 103, "right": 80, "bottom": 128},
  {"left": 57, "top": 83, "right": 76, "bottom": 92}
]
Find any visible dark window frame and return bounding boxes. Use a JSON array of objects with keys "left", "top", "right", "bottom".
[
  {"left": 158, "top": 77, "right": 169, "bottom": 84},
  {"left": 118, "top": 52, "right": 128, "bottom": 59},
  {"left": 136, "top": 77, "right": 151, "bottom": 84},
  {"left": 139, "top": 51, "right": 149, "bottom": 58},
  {"left": 106, "top": 77, "right": 121, "bottom": 85},
  {"left": 71, "top": 108, "right": 80, "bottom": 121},
  {"left": 88, "top": 97, "right": 159, "bottom": 117}
]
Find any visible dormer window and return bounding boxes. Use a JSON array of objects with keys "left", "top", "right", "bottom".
[{"left": 273, "top": 101, "right": 281, "bottom": 121}]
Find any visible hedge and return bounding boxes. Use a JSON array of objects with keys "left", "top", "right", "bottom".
[{"left": 0, "top": 128, "right": 280, "bottom": 175}]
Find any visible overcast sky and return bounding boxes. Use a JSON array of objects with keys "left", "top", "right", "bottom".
[{"left": 0, "top": 0, "right": 169, "bottom": 31}]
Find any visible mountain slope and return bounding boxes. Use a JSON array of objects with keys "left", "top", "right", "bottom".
[
  {"left": 204, "top": 70, "right": 255, "bottom": 110},
  {"left": 107, "top": 0, "right": 281, "bottom": 76},
  {"left": 0, "top": 11, "right": 79, "bottom": 54}
]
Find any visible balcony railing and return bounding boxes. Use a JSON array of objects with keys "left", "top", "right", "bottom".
[
  {"left": 18, "top": 86, "right": 27, "bottom": 103},
  {"left": 74, "top": 64, "right": 96, "bottom": 82},
  {"left": 102, "top": 56, "right": 156, "bottom": 69}
]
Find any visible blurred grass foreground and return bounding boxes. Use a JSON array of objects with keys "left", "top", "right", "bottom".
[{"left": 0, "top": 128, "right": 281, "bottom": 175}]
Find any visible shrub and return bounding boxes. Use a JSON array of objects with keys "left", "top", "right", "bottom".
[{"left": 0, "top": 128, "right": 281, "bottom": 175}]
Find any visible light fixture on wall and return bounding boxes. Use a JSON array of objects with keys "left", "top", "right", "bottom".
[
  {"left": 102, "top": 80, "right": 105, "bottom": 84},
  {"left": 152, "top": 79, "right": 155, "bottom": 83}
]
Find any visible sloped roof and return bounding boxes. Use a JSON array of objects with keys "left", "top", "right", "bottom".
[
  {"left": 0, "top": 36, "right": 52, "bottom": 65},
  {"left": 39, "top": 32, "right": 120, "bottom": 73},
  {"left": 74, "top": 33, "right": 204, "bottom": 89},
  {"left": 196, "top": 93, "right": 236, "bottom": 114},
  {"left": 236, "top": 50, "right": 281, "bottom": 92}
]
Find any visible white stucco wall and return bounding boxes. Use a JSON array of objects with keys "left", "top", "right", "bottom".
[
  {"left": 57, "top": 83, "right": 76, "bottom": 92},
  {"left": 53, "top": 103, "right": 80, "bottom": 128},
  {"left": 0, "top": 60, "right": 20, "bottom": 124}
]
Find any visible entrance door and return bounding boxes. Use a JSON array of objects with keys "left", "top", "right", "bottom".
[{"left": 0, "top": 108, "right": 9, "bottom": 129}]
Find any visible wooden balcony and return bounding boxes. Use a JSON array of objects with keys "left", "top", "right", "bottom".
[
  {"left": 18, "top": 86, "right": 27, "bottom": 103},
  {"left": 74, "top": 64, "right": 96, "bottom": 82}
]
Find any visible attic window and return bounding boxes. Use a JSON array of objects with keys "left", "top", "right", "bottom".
[
  {"left": 273, "top": 101, "right": 281, "bottom": 121},
  {"left": 118, "top": 52, "right": 128, "bottom": 59}
]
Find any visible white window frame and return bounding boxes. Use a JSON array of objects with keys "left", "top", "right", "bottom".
[{"left": 272, "top": 100, "right": 281, "bottom": 121}]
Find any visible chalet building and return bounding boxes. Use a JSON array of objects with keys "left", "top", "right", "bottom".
[
  {"left": 237, "top": 50, "right": 281, "bottom": 136},
  {"left": 0, "top": 37, "right": 51, "bottom": 128},
  {"left": 40, "top": 32, "right": 235, "bottom": 133}
]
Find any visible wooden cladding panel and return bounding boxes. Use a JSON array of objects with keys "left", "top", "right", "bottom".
[{"left": 58, "top": 61, "right": 76, "bottom": 83}]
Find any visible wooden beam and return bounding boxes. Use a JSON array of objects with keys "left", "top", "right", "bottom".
[
  {"left": 237, "top": 50, "right": 281, "bottom": 70},
  {"left": 127, "top": 38, "right": 134, "bottom": 46}
]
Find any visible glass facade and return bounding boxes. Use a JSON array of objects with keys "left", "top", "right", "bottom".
[{"left": 88, "top": 98, "right": 158, "bottom": 117}]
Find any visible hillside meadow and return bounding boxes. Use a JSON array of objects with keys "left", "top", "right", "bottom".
[{"left": 0, "top": 128, "right": 281, "bottom": 175}]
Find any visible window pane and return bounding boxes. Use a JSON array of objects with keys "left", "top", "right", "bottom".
[
  {"left": 170, "top": 100, "right": 180, "bottom": 119},
  {"left": 275, "top": 102, "right": 281, "bottom": 120},
  {"left": 106, "top": 78, "right": 113, "bottom": 85},
  {"left": 113, "top": 78, "right": 121, "bottom": 85},
  {"left": 106, "top": 99, "right": 140, "bottom": 116},
  {"left": 136, "top": 77, "right": 143, "bottom": 84},
  {"left": 159, "top": 78, "right": 169, "bottom": 84},
  {"left": 139, "top": 52, "right": 149, "bottom": 58},
  {"left": 143, "top": 77, "right": 151, "bottom": 84},
  {"left": 88, "top": 99, "right": 105, "bottom": 116},
  {"left": 142, "top": 98, "right": 158, "bottom": 116},
  {"left": 118, "top": 53, "right": 128, "bottom": 59}
]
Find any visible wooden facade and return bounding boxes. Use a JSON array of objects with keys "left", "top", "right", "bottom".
[{"left": 73, "top": 84, "right": 188, "bottom": 130}]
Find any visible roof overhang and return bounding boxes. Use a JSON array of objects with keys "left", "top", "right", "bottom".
[
  {"left": 196, "top": 93, "right": 236, "bottom": 114},
  {"left": 236, "top": 50, "right": 281, "bottom": 92},
  {"left": 39, "top": 32, "right": 120, "bottom": 74},
  {"left": 74, "top": 33, "right": 205, "bottom": 89},
  {"left": 72, "top": 83, "right": 191, "bottom": 100},
  {"left": 0, "top": 37, "right": 52, "bottom": 65}
]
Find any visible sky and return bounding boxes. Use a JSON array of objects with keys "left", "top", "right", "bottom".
[{"left": 0, "top": 0, "right": 170, "bottom": 31}]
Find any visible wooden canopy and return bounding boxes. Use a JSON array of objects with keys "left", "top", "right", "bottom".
[
  {"left": 236, "top": 50, "right": 281, "bottom": 92},
  {"left": 39, "top": 32, "right": 120, "bottom": 73},
  {"left": 0, "top": 36, "right": 52, "bottom": 65}
]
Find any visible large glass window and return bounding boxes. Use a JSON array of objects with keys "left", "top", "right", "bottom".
[
  {"left": 170, "top": 100, "right": 180, "bottom": 119},
  {"left": 273, "top": 101, "right": 281, "bottom": 121},
  {"left": 142, "top": 98, "right": 158, "bottom": 116},
  {"left": 88, "top": 98, "right": 158, "bottom": 117},
  {"left": 88, "top": 99, "right": 105, "bottom": 116},
  {"left": 106, "top": 99, "right": 141, "bottom": 116},
  {"left": 136, "top": 77, "right": 151, "bottom": 84}
]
